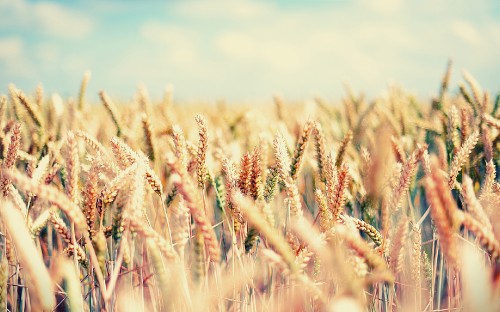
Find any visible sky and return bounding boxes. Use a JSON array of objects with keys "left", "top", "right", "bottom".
[{"left": 0, "top": 0, "right": 499, "bottom": 103}]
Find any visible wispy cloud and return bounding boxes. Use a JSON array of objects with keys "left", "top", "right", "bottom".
[{"left": 32, "top": 2, "right": 94, "bottom": 39}]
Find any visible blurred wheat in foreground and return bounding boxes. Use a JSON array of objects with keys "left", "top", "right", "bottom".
[{"left": 0, "top": 65, "right": 499, "bottom": 311}]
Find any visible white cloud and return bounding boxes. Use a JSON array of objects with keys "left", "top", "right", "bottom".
[
  {"left": 0, "top": 37, "right": 34, "bottom": 78},
  {"left": 32, "top": 2, "right": 93, "bottom": 39},
  {"left": 141, "top": 22, "right": 198, "bottom": 64},
  {"left": 215, "top": 31, "right": 306, "bottom": 72},
  {"left": 175, "top": 0, "right": 273, "bottom": 20},
  {"left": 0, "top": 37, "right": 23, "bottom": 59},
  {"left": 362, "top": 0, "right": 402, "bottom": 14},
  {"left": 0, "top": 0, "right": 93, "bottom": 39},
  {"left": 35, "top": 43, "right": 59, "bottom": 65},
  {"left": 451, "top": 21, "right": 482, "bottom": 46},
  {"left": 126, "top": 0, "right": 500, "bottom": 99}
]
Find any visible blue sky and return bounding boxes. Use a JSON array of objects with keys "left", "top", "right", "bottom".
[{"left": 0, "top": 0, "right": 499, "bottom": 102}]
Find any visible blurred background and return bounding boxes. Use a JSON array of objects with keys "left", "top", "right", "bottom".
[{"left": 0, "top": 0, "right": 499, "bottom": 102}]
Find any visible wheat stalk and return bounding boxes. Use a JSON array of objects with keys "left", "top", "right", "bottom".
[{"left": 0, "top": 200, "right": 55, "bottom": 310}]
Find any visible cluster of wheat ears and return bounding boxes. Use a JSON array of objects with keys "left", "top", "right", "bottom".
[{"left": 0, "top": 63, "right": 498, "bottom": 311}]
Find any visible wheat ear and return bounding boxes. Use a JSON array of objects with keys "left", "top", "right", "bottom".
[
  {"left": 16, "top": 90, "right": 43, "bottom": 129},
  {"left": 482, "top": 125, "right": 493, "bottom": 162},
  {"left": 76, "top": 130, "right": 109, "bottom": 158},
  {"left": 2, "top": 168, "right": 87, "bottom": 230},
  {"left": 481, "top": 160, "right": 496, "bottom": 197},
  {"left": 195, "top": 114, "right": 208, "bottom": 188},
  {"left": 460, "top": 107, "right": 470, "bottom": 142},
  {"left": 65, "top": 131, "right": 80, "bottom": 205},
  {"left": 237, "top": 152, "right": 252, "bottom": 195},
  {"left": 290, "top": 120, "right": 314, "bottom": 181},
  {"left": 273, "top": 133, "right": 291, "bottom": 182},
  {"left": 438, "top": 59, "right": 452, "bottom": 99},
  {"left": 110, "top": 137, "right": 162, "bottom": 195},
  {"left": 0, "top": 256, "right": 7, "bottom": 311},
  {"left": 235, "top": 193, "right": 298, "bottom": 273},
  {"left": 312, "top": 121, "right": 327, "bottom": 181},
  {"left": 78, "top": 70, "right": 91, "bottom": 110},
  {"left": 335, "top": 224, "right": 391, "bottom": 278},
  {"left": 169, "top": 159, "right": 220, "bottom": 262},
  {"left": 315, "top": 189, "right": 332, "bottom": 233},
  {"left": 425, "top": 157, "right": 460, "bottom": 267},
  {"left": 456, "top": 210, "right": 500, "bottom": 260},
  {"left": 448, "top": 131, "right": 479, "bottom": 188},
  {"left": 340, "top": 214, "right": 383, "bottom": 246},
  {"left": 389, "top": 215, "right": 408, "bottom": 274},
  {"left": 142, "top": 113, "right": 156, "bottom": 162},
  {"left": 483, "top": 113, "right": 500, "bottom": 130},
  {"left": 249, "top": 147, "right": 263, "bottom": 200},
  {"left": 329, "top": 163, "right": 351, "bottom": 221},
  {"left": 171, "top": 125, "right": 188, "bottom": 171},
  {"left": 1, "top": 122, "right": 20, "bottom": 196},
  {"left": 335, "top": 130, "right": 353, "bottom": 167},
  {"left": 222, "top": 158, "right": 243, "bottom": 232},
  {"left": 99, "top": 90, "right": 123, "bottom": 136},
  {"left": 50, "top": 209, "right": 87, "bottom": 261},
  {"left": 461, "top": 175, "right": 492, "bottom": 230},
  {"left": 83, "top": 158, "right": 99, "bottom": 238},
  {"left": 463, "top": 70, "right": 483, "bottom": 111},
  {"left": 391, "top": 136, "right": 406, "bottom": 163}
]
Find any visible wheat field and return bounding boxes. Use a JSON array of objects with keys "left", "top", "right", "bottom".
[{"left": 0, "top": 64, "right": 499, "bottom": 311}]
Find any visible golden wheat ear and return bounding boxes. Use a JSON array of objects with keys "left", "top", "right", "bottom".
[
  {"left": 195, "top": 114, "right": 208, "bottom": 188},
  {"left": 99, "top": 90, "right": 123, "bottom": 136},
  {"left": 425, "top": 156, "right": 460, "bottom": 268},
  {"left": 78, "top": 70, "right": 91, "bottom": 110},
  {"left": 290, "top": 120, "right": 314, "bottom": 181}
]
